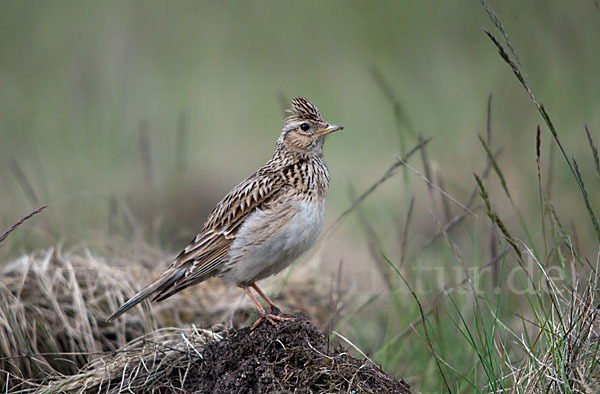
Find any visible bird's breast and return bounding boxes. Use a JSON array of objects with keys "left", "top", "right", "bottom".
[
  {"left": 221, "top": 198, "right": 326, "bottom": 285},
  {"left": 276, "top": 198, "right": 325, "bottom": 252}
]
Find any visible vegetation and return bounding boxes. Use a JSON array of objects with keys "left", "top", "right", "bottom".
[{"left": 1, "top": 1, "right": 599, "bottom": 392}]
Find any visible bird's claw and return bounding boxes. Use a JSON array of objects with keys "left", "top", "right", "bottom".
[{"left": 251, "top": 312, "right": 294, "bottom": 330}]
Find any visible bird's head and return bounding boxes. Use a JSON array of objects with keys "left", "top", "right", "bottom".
[{"left": 277, "top": 97, "right": 343, "bottom": 155}]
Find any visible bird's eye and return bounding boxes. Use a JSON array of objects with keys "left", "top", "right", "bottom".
[{"left": 300, "top": 123, "right": 310, "bottom": 131}]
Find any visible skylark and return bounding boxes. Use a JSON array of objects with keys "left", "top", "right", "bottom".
[{"left": 108, "top": 97, "right": 343, "bottom": 328}]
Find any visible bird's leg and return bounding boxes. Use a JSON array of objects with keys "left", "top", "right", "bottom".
[
  {"left": 250, "top": 283, "right": 294, "bottom": 322},
  {"left": 240, "top": 285, "right": 293, "bottom": 330},
  {"left": 250, "top": 283, "right": 278, "bottom": 312}
]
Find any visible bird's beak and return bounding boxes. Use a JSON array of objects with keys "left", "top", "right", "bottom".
[{"left": 315, "top": 124, "right": 344, "bottom": 136}]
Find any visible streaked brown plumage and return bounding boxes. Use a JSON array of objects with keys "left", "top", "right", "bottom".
[{"left": 108, "top": 97, "right": 343, "bottom": 327}]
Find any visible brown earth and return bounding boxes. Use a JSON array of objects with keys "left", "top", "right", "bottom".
[{"left": 190, "top": 312, "right": 410, "bottom": 393}]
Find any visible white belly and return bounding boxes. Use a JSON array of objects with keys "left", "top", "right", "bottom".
[{"left": 221, "top": 199, "right": 325, "bottom": 285}]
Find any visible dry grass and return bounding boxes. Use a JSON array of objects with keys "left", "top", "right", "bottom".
[
  {"left": 0, "top": 246, "right": 147, "bottom": 389},
  {"left": 504, "top": 264, "right": 600, "bottom": 392},
  {"left": 36, "top": 326, "right": 223, "bottom": 393}
]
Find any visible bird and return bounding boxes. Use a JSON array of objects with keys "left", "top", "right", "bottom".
[{"left": 108, "top": 97, "right": 343, "bottom": 328}]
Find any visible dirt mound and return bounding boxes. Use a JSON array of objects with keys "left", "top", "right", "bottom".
[
  {"left": 194, "top": 313, "right": 410, "bottom": 393},
  {"left": 39, "top": 313, "right": 409, "bottom": 393}
]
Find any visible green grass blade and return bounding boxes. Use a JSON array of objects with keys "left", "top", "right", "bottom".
[{"left": 382, "top": 253, "right": 453, "bottom": 393}]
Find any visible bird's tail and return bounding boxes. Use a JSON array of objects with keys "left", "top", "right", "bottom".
[{"left": 106, "top": 268, "right": 185, "bottom": 322}]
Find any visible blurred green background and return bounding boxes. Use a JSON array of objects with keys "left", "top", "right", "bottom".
[
  {"left": 1, "top": 1, "right": 600, "bottom": 390},
  {"left": 1, "top": 1, "right": 599, "bottom": 246}
]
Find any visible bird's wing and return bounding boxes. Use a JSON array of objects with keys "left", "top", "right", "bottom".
[{"left": 107, "top": 163, "right": 286, "bottom": 321}]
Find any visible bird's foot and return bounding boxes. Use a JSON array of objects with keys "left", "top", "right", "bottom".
[{"left": 251, "top": 312, "right": 295, "bottom": 330}]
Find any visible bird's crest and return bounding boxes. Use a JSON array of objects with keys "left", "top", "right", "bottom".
[{"left": 287, "top": 97, "right": 324, "bottom": 122}]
